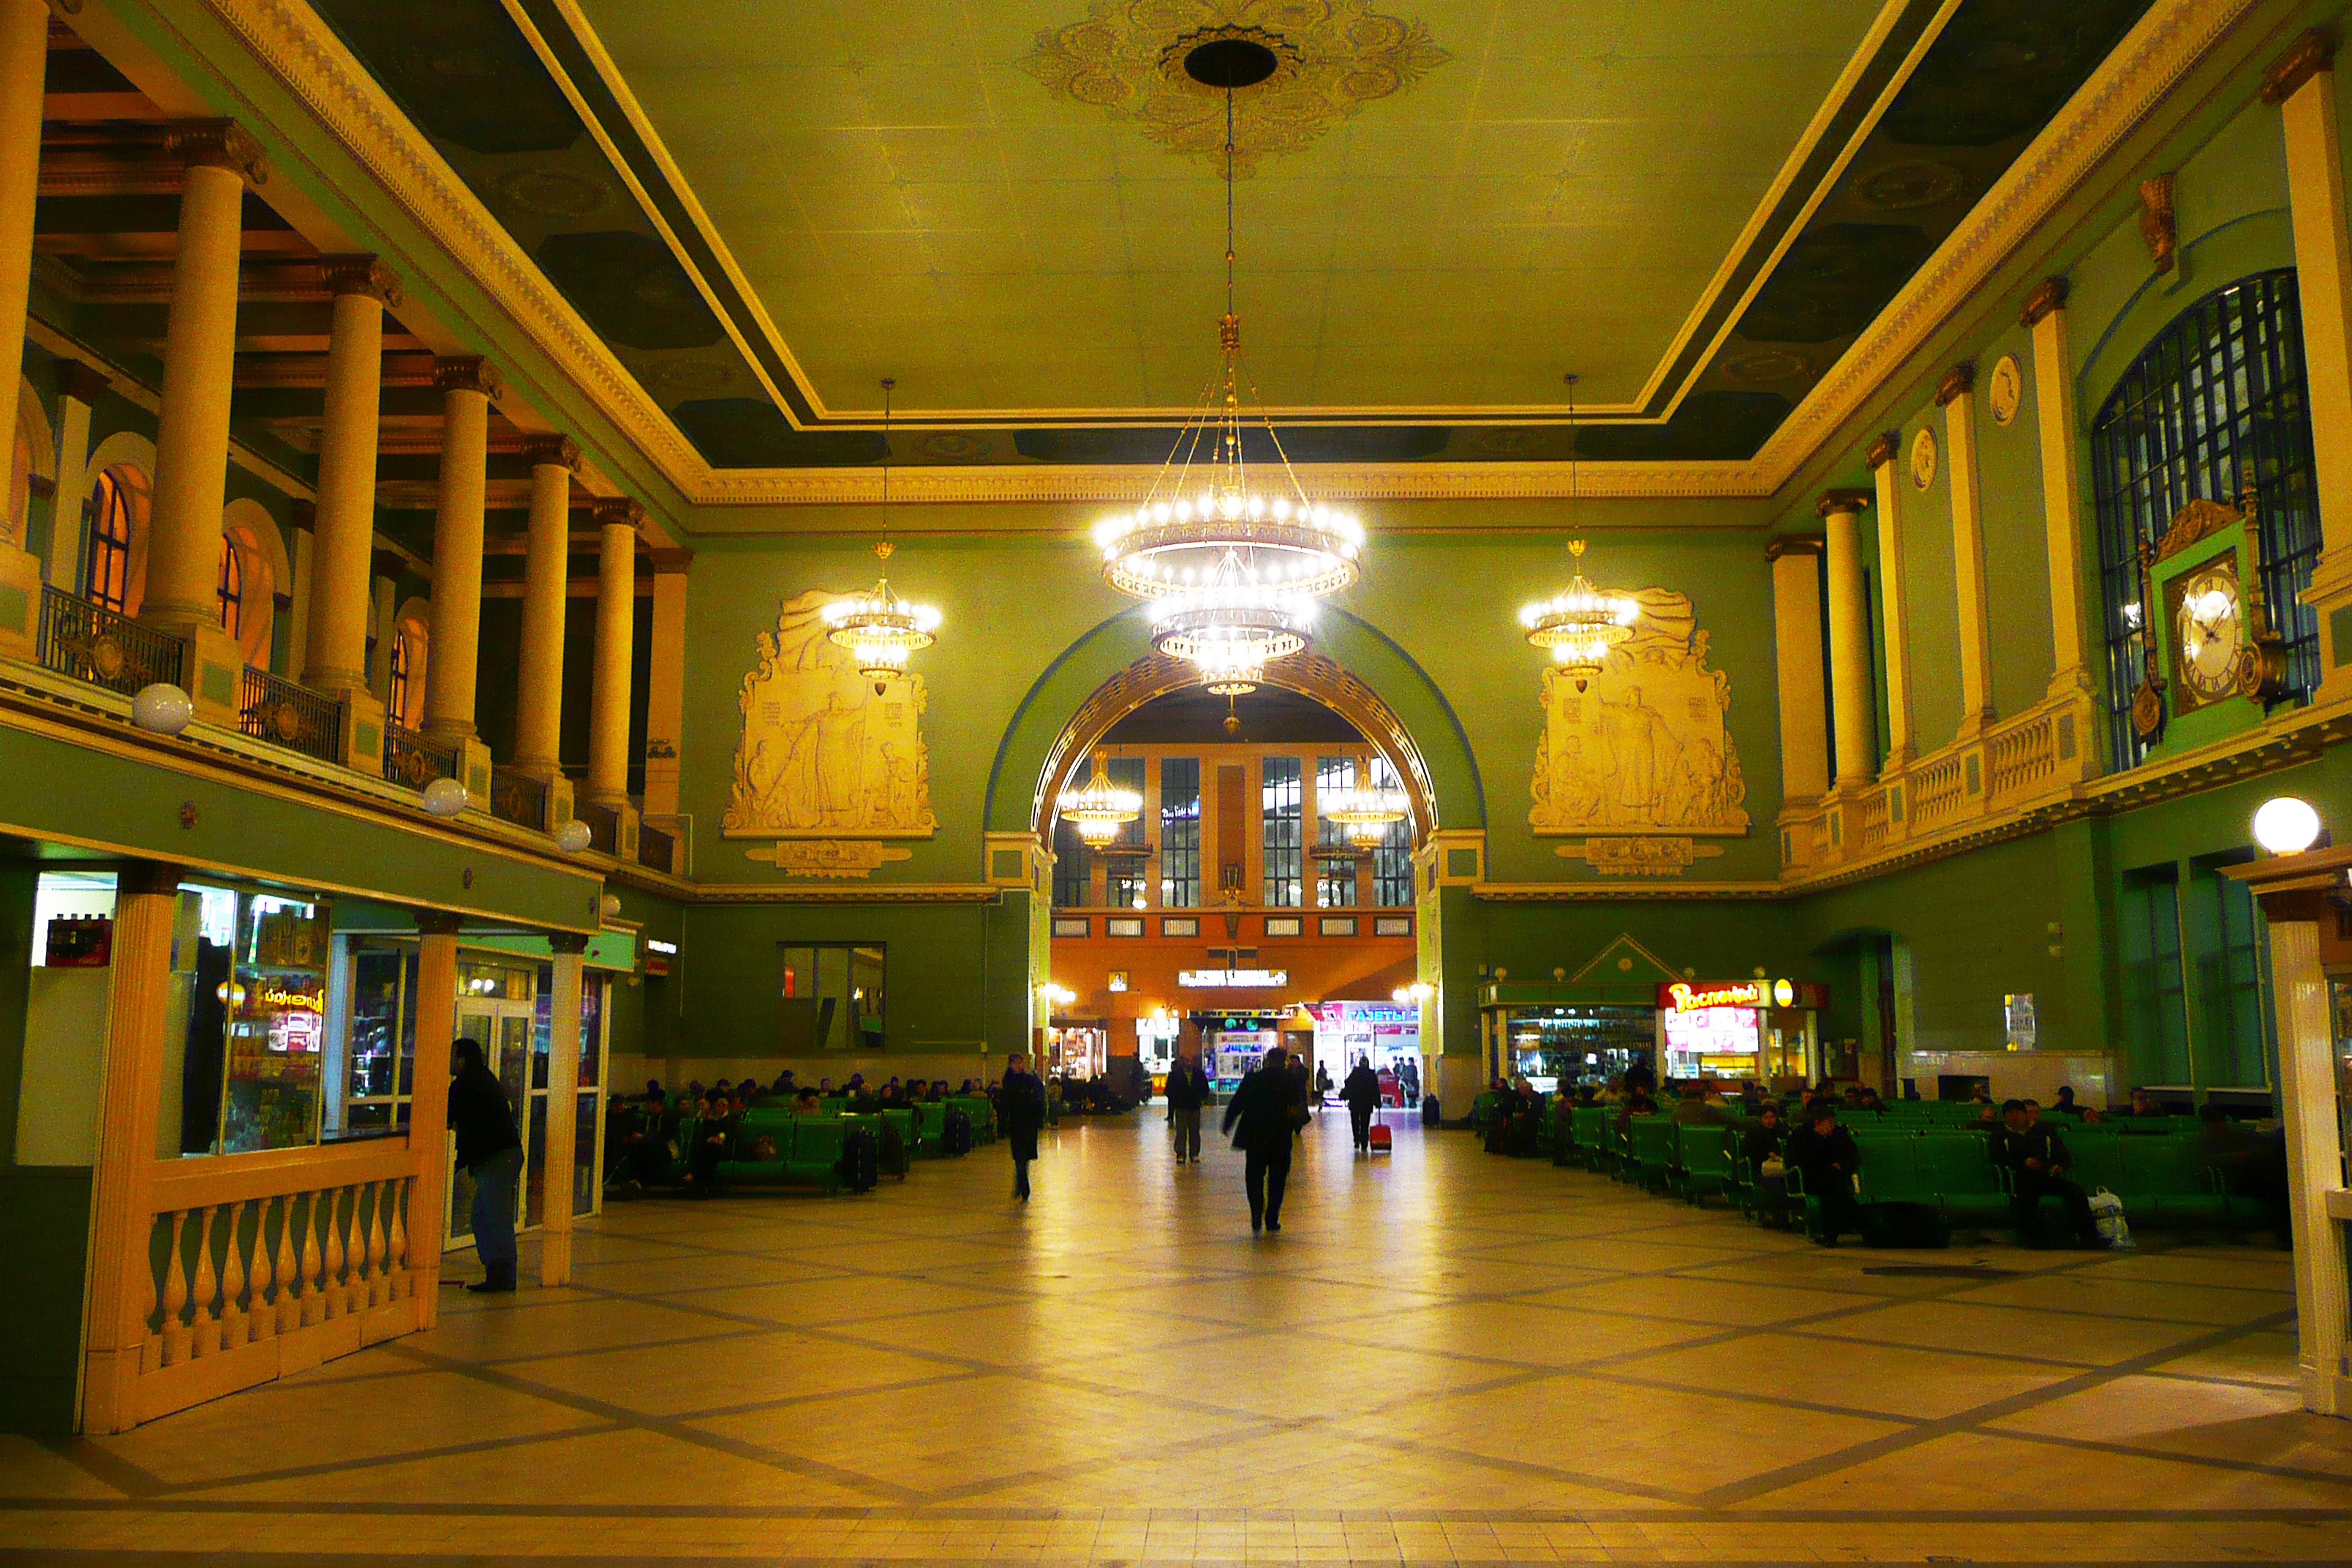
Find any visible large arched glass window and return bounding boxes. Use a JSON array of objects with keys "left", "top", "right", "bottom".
[
  {"left": 215, "top": 536, "right": 243, "bottom": 638},
  {"left": 2091, "top": 269, "right": 2320, "bottom": 770},
  {"left": 83, "top": 468, "right": 137, "bottom": 614},
  {"left": 388, "top": 628, "right": 412, "bottom": 728}
]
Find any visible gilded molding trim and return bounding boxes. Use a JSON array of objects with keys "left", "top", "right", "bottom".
[
  {"left": 1763, "top": 533, "right": 1825, "bottom": 562},
  {"left": 2260, "top": 27, "right": 2336, "bottom": 105},
  {"left": 593, "top": 497, "right": 646, "bottom": 533},
  {"left": 320, "top": 254, "right": 401, "bottom": 306},
  {"left": 432, "top": 355, "right": 503, "bottom": 401},
  {"left": 1932, "top": 363, "right": 1975, "bottom": 407},
  {"left": 164, "top": 118, "right": 267, "bottom": 184},
  {"left": 1863, "top": 431, "right": 1899, "bottom": 470},
  {"left": 2021, "top": 276, "right": 2070, "bottom": 328},
  {"left": 522, "top": 434, "right": 582, "bottom": 472},
  {"left": 1817, "top": 489, "right": 1873, "bottom": 517}
]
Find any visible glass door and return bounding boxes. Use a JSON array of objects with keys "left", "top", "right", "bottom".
[{"left": 446, "top": 959, "right": 540, "bottom": 1243}]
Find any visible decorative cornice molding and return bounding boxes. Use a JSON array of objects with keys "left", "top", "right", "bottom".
[
  {"left": 594, "top": 497, "right": 646, "bottom": 533},
  {"left": 1932, "top": 362, "right": 1975, "bottom": 407},
  {"left": 2021, "top": 275, "right": 2070, "bottom": 328},
  {"left": 1817, "top": 488, "right": 1874, "bottom": 518},
  {"left": 690, "top": 882, "right": 1001, "bottom": 905},
  {"left": 1863, "top": 431, "right": 1899, "bottom": 470},
  {"left": 163, "top": 118, "right": 266, "bottom": 184},
  {"left": 1764, "top": 533, "right": 1826, "bottom": 562},
  {"left": 320, "top": 253, "right": 400, "bottom": 307},
  {"left": 432, "top": 355, "right": 502, "bottom": 402},
  {"left": 522, "top": 434, "right": 581, "bottom": 473},
  {"left": 2261, "top": 26, "right": 2335, "bottom": 105}
]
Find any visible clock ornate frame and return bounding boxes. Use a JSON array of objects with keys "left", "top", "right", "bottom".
[{"left": 2130, "top": 483, "right": 2288, "bottom": 742}]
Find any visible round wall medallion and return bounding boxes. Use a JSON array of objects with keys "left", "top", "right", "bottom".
[
  {"left": 914, "top": 431, "right": 989, "bottom": 461},
  {"left": 1910, "top": 425, "right": 1938, "bottom": 490},
  {"left": 489, "top": 167, "right": 609, "bottom": 220},
  {"left": 1722, "top": 350, "right": 1810, "bottom": 383},
  {"left": 1988, "top": 354, "right": 2024, "bottom": 426},
  {"left": 1855, "top": 159, "right": 1964, "bottom": 211}
]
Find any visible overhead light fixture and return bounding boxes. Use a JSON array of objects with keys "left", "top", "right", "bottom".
[
  {"left": 1321, "top": 783, "right": 1410, "bottom": 848},
  {"left": 823, "top": 378, "right": 941, "bottom": 695},
  {"left": 1058, "top": 753, "right": 1143, "bottom": 846},
  {"left": 2253, "top": 796, "right": 2323, "bottom": 855},
  {"left": 1518, "top": 377, "right": 1638, "bottom": 691},
  {"left": 1088, "top": 39, "right": 1365, "bottom": 693}
]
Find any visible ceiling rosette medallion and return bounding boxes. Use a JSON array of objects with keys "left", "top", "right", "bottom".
[{"left": 1022, "top": 1, "right": 1449, "bottom": 173}]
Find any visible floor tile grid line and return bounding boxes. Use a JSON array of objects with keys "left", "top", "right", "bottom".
[
  {"left": 1984, "top": 1420, "right": 2352, "bottom": 1491},
  {"left": 1760, "top": 1324, "right": 2107, "bottom": 1373},
  {"left": 372, "top": 1341, "right": 929, "bottom": 1506},
  {"left": 1693, "top": 1307, "right": 2300, "bottom": 1507},
  {"left": 2141, "top": 1365, "right": 2304, "bottom": 1392},
  {"left": 32, "top": 1438, "right": 166, "bottom": 1503},
  {"left": 906, "top": 1410, "right": 1302, "bottom": 1507},
  {"left": 666, "top": 1368, "right": 996, "bottom": 1425},
  {"left": 13, "top": 1554, "right": 2352, "bottom": 1568},
  {"left": 446, "top": 1319, "right": 803, "bottom": 1372},
  {"left": 131, "top": 1417, "right": 633, "bottom": 1498}
]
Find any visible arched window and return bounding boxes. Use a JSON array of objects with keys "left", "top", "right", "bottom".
[
  {"left": 388, "top": 627, "right": 412, "bottom": 728},
  {"left": 2091, "top": 269, "right": 2321, "bottom": 770},
  {"left": 83, "top": 468, "right": 137, "bottom": 614},
  {"left": 216, "top": 536, "right": 243, "bottom": 638}
]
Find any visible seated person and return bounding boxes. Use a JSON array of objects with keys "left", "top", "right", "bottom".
[
  {"left": 685, "top": 1094, "right": 737, "bottom": 1191},
  {"left": 2051, "top": 1085, "right": 2081, "bottom": 1116},
  {"left": 1741, "top": 1104, "right": 1788, "bottom": 1213},
  {"left": 1969, "top": 1099, "right": 2002, "bottom": 1128},
  {"left": 957, "top": 1079, "right": 976, "bottom": 1096},
  {"left": 771, "top": 1068, "right": 796, "bottom": 1096},
  {"left": 2113, "top": 1087, "right": 2163, "bottom": 1117},
  {"left": 1988, "top": 1099, "right": 2104, "bottom": 1248},
  {"left": 793, "top": 1088, "right": 822, "bottom": 1115},
  {"left": 1854, "top": 1087, "right": 1888, "bottom": 1116},
  {"left": 643, "top": 1077, "right": 665, "bottom": 1101},
  {"left": 2197, "top": 1101, "right": 2288, "bottom": 1225},
  {"left": 1784, "top": 1106, "right": 1864, "bottom": 1245}
]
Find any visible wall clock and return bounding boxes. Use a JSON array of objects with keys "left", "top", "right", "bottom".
[
  {"left": 1910, "top": 425, "right": 1937, "bottom": 490},
  {"left": 1987, "top": 355, "right": 2022, "bottom": 426},
  {"left": 2165, "top": 556, "right": 2244, "bottom": 716},
  {"left": 2130, "top": 486, "right": 2286, "bottom": 742}
]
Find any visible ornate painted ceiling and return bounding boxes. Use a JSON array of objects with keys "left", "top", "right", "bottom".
[{"left": 310, "top": 0, "right": 2153, "bottom": 472}]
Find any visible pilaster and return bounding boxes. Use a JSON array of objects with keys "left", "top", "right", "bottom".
[
  {"left": 405, "top": 914, "right": 461, "bottom": 1327},
  {"left": 2253, "top": 893, "right": 2346, "bottom": 1415},
  {"left": 1937, "top": 363, "right": 1997, "bottom": 737},
  {"left": 1820, "top": 488, "right": 1877, "bottom": 790},
  {"left": 586, "top": 497, "right": 642, "bottom": 809},
  {"left": 1766, "top": 533, "right": 1828, "bottom": 807},
  {"left": 46, "top": 360, "right": 108, "bottom": 592},
  {"left": 1864, "top": 435, "right": 1915, "bottom": 767},
  {"left": 642, "top": 550, "right": 690, "bottom": 818},
  {"left": 541, "top": 934, "right": 588, "bottom": 1289}
]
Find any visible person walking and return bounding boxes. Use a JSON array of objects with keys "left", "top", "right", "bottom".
[
  {"left": 1000, "top": 1052, "right": 1049, "bottom": 1202},
  {"left": 1164, "top": 1045, "right": 1213, "bottom": 1166},
  {"left": 448, "top": 1038, "right": 523, "bottom": 1292},
  {"left": 1341, "top": 1054, "right": 1382, "bottom": 1154},
  {"left": 1222, "top": 1044, "right": 1305, "bottom": 1233}
]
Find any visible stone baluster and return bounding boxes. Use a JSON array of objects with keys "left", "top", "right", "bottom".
[
  {"left": 274, "top": 1193, "right": 301, "bottom": 1334},
  {"left": 159, "top": 1209, "right": 189, "bottom": 1367},
  {"left": 140, "top": 1230, "right": 162, "bottom": 1374},
  {"left": 320, "top": 1187, "right": 346, "bottom": 1319},
  {"left": 385, "top": 1177, "right": 410, "bottom": 1301},
  {"left": 186, "top": 1206, "right": 218, "bottom": 1357},
  {"left": 361, "top": 1180, "right": 387, "bottom": 1309},
  {"left": 298, "top": 1191, "right": 324, "bottom": 1327},
  {"left": 249, "top": 1195, "right": 278, "bottom": 1343},
  {"left": 218, "top": 1199, "right": 249, "bottom": 1349}
]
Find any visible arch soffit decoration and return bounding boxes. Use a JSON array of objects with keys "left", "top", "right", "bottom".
[{"left": 2078, "top": 216, "right": 2293, "bottom": 414}]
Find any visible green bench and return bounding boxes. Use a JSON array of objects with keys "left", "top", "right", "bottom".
[
  {"left": 949, "top": 1095, "right": 997, "bottom": 1143},
  {"left": 2060, "top": 1131, "right": 2234, "bottom": 1228},
  {"left": 655, "top": 1112, "right": 878, "bottom": 1195},
  {"left": 1571, "top": 1105, "right": 1613, "bottom": 1175},
  {"left": 1624, "top": 1116, "right": 1675, "bottom": 1192},
  {"left": 1668, "top": 1122, "right": 1735, "bottom": 1205}
]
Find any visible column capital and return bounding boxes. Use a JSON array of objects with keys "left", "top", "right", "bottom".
[
  {"left": 114, "top": 860, "right": 185, "bottom": 897},
  {"left": 164, "top": 119, "right": 267, "bottom": 186},
  {"left": 548, "top": 930, "right": 592, "bottom": 954},
  {"left": 1765, "top": 532, "right": 1825, "bottom": 562},
  {"left": 433, "top": 356, "right": 503, "bottom": 402},
  {"left": 56, "top": 358, "right": 108, "bottom": 407},
  {"left": 649, "top": 547, "right": 695, "bottom": 573},
  {"left": 1933, "top": 361, "right": 1976, "bottom": 407},
  {"left": 416, "top": 910, "right": 464, "bottom": 937},
  {"left": 1862, "top": 432, "right": 1898, "bottom": 470},
  {"left": 593, "top": 497, "right": 646, "bottom": 534},
  {"left": 2021, "top": 276, "right": 2070, "bottom": 328},
  {"left": 522, "top": 434, "right": 581, "bottom": 472},
  {"left": 2262, "top": 29, "right": 2336, "bottom": 105},
  {"left": 1817, "top": 488, "right": 1873, "bottom": 519},
  {"left": 321, "top": 254, "right": 402, "bottom": 307}
]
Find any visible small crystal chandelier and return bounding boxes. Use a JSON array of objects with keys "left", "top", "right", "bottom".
[
  {"left": 823, "top": 379, "right": 941, "bottom": 694},
  {"left": 1517, "top": 377, "right": 1637, "bottom": 693},
  {"left": 1321, "top": 783, "right": 1411, "bottom": 848},
  {"left": 1089, "top": 44, "right": 1365, "bottom": 694},
  {"left": 1058, "top": 753, "right": 1143, "bottom": 846}
]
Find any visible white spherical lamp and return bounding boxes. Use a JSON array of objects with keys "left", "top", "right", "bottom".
[
  {"left": 421, "top": 777, "right": 470, "bottom": 818},
  {"left": 130, "top": 682, "right": 193, "bottom": 736},
  {"left": 554, "top": 819, "right": 593, "bottom": 854},
  {"left": 600, "top": 892, "right": 622, "bottom": 917},
  {"left": 2253, "top": 796, "right": 2323, "bottom": 855}
]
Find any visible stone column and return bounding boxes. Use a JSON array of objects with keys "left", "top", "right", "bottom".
[
  {"left": 540, "top": 933, "right": 588, "bottom": 1288},
  {"left": 0, "top": 0, "right": 46, "bottom": 658},
  {"left": 405, "top": 913, "right": 461, "bottom": 1329},
  {"left": 422, "top": 359, "right": 500, "bottom": 800},
  {"left": 2252, "top": 887, "right": 2347, "bottom": 1414},
  {"left": 1938, "top": 363, "right": 1997, "bottom": 736},
  {"left": 301, "top": 257, "right": 396, "bottom": 697},
  {"left": 585, "top": 497, "right": 642, "bottom": 810},
  {"left": 512, "top": 437, "right": 576, "bottom": 781},
  {"left": 2023, "top": 279, "right": 2096, "bottom": 701},
  {"left": 1865, "top": 434, "right": 1915, "bottom": 766},
  {"left": 44, "top": 361, "right": 108, "bottom": 594},
  {"left": 1819, "top": 490, "right": 1876, "bottom": 790},
  {"left": 641, "top": 551, "right": 690, "bottom": 818},
  {"left": 1767, "top": 535, "right": 1829, "bottom": 803},
  {"left": 79, "top": 862, "right": 184, "bottom": 1435},
  {"left": 2265, "top": 34, "right": 2352, "bottom": 700}
]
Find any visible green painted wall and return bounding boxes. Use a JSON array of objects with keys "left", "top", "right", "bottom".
[{"left": 1976, "top": 316, "right": 2055, "bottom": 720}]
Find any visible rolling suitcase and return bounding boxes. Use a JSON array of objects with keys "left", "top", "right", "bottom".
[{"left": 1368, "top": 1114, "right": 1393, "bottom": 1154}]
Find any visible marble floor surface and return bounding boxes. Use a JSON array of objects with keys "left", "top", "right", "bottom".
[{"left": 0, "top": 1112, "right": 2342, "bottom": 1564}]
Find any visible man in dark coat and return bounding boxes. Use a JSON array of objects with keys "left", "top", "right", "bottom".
[
  {"left": 448, "top": 1038, "right": 524, "bottom": 1292},
  {"left": 1340, "top": 1055, "right": 1383, "bottom": 1154},
  {"left": 1164, "top": 1046, "right": 1213, "bottom": 1165},
  {"left": 1222, "top": 1045, "right": 1305, "bottom": 1232},
  {"left": 1784, "top": 1105, "right": 1864, "bottom": 1245},
  {"left": 1989, "top": 1100, "right": 2105, "bottom": 1248},
  {"left": 1000, "top": 1052, "right": 1049, "bottom": 1202}
]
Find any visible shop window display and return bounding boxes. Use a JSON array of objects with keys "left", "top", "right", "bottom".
[{"left": 214, "top": 889, "right": 331, "bottom": 1154}]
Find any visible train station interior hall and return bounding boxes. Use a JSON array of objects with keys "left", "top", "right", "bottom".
[{"left": 15, "top": 0, "right": 2352, "bottom": 1563}]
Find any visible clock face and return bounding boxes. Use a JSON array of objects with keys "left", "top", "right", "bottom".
[{"left": 2171, "top": 562, "right": 2244, "bottom": 709}]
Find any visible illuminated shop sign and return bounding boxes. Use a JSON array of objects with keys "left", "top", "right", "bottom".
[
  {"left": 1658, "top": 979, "right": 1822, "bottom": 1013},
  {"left": 646, "top": 939, "right": 679, "bottom": 956},
  {"left": 1180, "top": 969, "right": 1288, "bottom": 988}
]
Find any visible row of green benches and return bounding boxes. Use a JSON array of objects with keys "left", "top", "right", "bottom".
[
  {"left": 1548, "top": 1108, "right": 2259, "bottom": 1237},
  {"left": 652, "top": 1096, "right": 1000, "bottom": 1196}
]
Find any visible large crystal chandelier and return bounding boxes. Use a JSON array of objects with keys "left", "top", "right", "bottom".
[
  {"left": 1058, "top": 753, "right": 1143, "bottom": 846},
  {"left": 1517, "top": 377, "right": 1637, "bottom": 692},
  {"left": 1090, "top": 39, "right": 1366, "bottom": 695},
  {"left": 824, "top": 380, "right": 941, "bottom": 694},
  {"left": 1320, "top": 782, "right": 1411, "bottom": 848}
]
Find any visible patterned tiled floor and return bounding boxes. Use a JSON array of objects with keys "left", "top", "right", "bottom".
[{"left": 2, "top": 1112, "right": 2345, "bottom": 1564}]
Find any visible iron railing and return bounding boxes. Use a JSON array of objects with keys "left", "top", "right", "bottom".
[
  {"left": 238, "top": 666, "right": 344, "bottom": 765},
  {"left": 489, "top": 764, "right": 548, "bottom": 831},
  {"left": 638, "top": 819, "right": 674, "bottom": 874},
  {"left": 578, "top": 800, "right": 619, "bottom": 854},
  {"left": 382, "top": 723, "right": 459, "bottom": 790},
  {"left": 37, "top": 586, "right": 186, "bottom": 698}
]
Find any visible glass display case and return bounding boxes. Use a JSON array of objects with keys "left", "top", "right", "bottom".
[{"left": 217, "top": 892, "right": 331, "bottom": 1153}]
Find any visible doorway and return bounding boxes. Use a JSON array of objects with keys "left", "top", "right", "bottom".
[{"left": 448, "top": 957, "right": 540, "bottom": 1243}]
